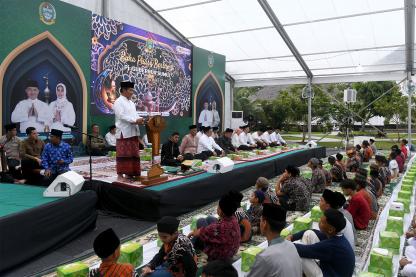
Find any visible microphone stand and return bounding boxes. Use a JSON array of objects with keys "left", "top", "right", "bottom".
[{"left": 67, "top": 128, "right": 103, "bottom": 181}]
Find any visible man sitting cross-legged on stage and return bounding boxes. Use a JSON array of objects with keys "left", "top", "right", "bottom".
[
  {"left": 142, "top": 216, "right": 197, "bottom": 277},
  {"left": 238, "top": 125, "right": 257, "bottom": 150},
  {"left": 251, "top": 129, "right": 267, "bottom": 149},
  {"left": 161, "top": 132, "right": 184, "bottom": 167},
  {"left": 20, "top": 127, "right": 45, "bottom": 185},
  {"left": 92, "top": 228, "right": 135, "bottom": 277},
  {"left": 196, "top": 126, "right": 223, "bottom": 161},
  {"left": 216, "top": 128, "right": 237, "bottom": 154},
  {"left": 41, "top": 129, "right": 73, "bottom": 185},
  {"left": 113, "top": 81, "right": 144, "bottom": 181},
  {"left": 179, "top": 125, "right": 199, "bottom": 160}
]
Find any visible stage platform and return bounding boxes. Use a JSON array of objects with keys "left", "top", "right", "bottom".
[
  {"left": 84, "top": 147, "right": 326, "bottom": 220},
  {"left": 0, "top": 184, "right": 98, "bottom": 273}
]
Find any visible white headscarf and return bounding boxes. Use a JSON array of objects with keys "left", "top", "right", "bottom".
[{"left": 55, "top": 83, "right": 68, "bottom": 105}]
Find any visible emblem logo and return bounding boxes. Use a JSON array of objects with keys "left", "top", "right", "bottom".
[{"left": 39, "top": 2, "right": 56, "bottom": 25}]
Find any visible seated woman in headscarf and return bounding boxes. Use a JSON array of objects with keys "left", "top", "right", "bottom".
[
  {"left": 142, "top": 216, "right": 197, "bottom": 277},
  {"left": 49, "top": 83, "right": 75, "bottom": 132},
  {"left": 275, "top": 165, "right": 311, "bottom": 212}
]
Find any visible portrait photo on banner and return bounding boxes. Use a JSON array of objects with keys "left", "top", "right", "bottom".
[
  {"left": 2, "top": 38, "right": 82, "bottom": 140},
  {"left": 91, "top": 14, "right": 192, "bottom": 117},
  {"left": 195, "top": 73, "right": 224, "bottom": 131}
]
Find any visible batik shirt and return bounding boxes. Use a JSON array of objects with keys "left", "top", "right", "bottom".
[
  {"left": 280, "top": 177, "right": 311, "bottom": 211},
  {"left": 147, "top": 234, "right": 197, "bottom": 277},
  {"left": 311, "top": 168, "right": 326, "bottom": 193},
  {"left": 199, "top": 215, "right": 240, "bottom": 261},
  {"left": 247, "top": 204, "right": 263, "bottom": 234},
  {"left": 262, "top": 187, "right": 279, "bottom": 205},
  {"left": 330, "top": 164, "right": 345, "bottom": 182},
  {"left": 41, "top": 141, "right": 73, "bottom": 174}
]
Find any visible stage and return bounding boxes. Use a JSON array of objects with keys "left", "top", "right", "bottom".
[{"left": 83, "top": 147, "right": 326, "bottom": 220}]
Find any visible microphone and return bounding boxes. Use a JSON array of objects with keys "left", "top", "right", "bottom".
[{"left": 63, "top": 124, "right": 78, "bottom": 129}]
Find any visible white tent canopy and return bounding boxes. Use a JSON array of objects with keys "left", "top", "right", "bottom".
[{"left": 143, "top": 0, "right": 412, "bottom": 86}]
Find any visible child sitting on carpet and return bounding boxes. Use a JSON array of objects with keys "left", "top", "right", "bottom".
[
  {"left": 247, "top": 190, "right": 265, "bottom": 235},
  {"left": 188, "top": 190, "right": 241, "bottom": 262},
  {"left": 142, "top": 216, "right": 197, "bottom": 277},
  {"left": 255, "top": 176, "right": 278, "bottom": 204},
  {"left": 92, "top": 228, "right": 135, "bottom": 277}
]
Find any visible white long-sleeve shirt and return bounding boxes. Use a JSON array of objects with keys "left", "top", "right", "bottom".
[
  {"left": 113, "top": 95, "right": 142, "bottom": 139},
  {"left": 212, "top": 109, "right": 220, "bottom": 127},
  {"left": 251, "top": 132, "right": 262, "bottom": 142},
  {"left": 11, "top": 99, "right": 51, "bottom": 133},
  {"left": 270, "top": 132, "right": 278, "bottom": 143},
  {"left": 247, "top": 133, "right": 255, "bottom": 145},
  {"left": 239, "top": 132, "right": 250, "bottom": 146},
  {"left": 275, "top": 132, "right": 286, "bottom": 144},
  {"left": 105, "top": 132, "right": 117, "bottom": 146},
  {"left": 197, "top": 134, "right": 222, "bottom": 153},
  {"left": 232, "top": 133, "right": 240, "bottom": 148},
  {"left": 198, "top": 110, "right": 213, "bottom": 127},
  {"left": 260, "top": 132, "right": 272, "bottom": 144}
]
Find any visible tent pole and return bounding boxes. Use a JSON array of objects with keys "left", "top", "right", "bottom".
[
  {"left": 408, "top": 72, "right": 412, "bottom": 150},
  {"left": 308, "top": 78, "right": 312, "bottom": 142}
]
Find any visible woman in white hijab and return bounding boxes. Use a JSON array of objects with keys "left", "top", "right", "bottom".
[{"left": 49, "top": 83, "right": 76, "bottom": 132}]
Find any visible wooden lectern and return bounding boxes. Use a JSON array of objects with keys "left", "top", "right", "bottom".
[{"left": 140, "top": 115, "right": 168, "bottom": 185}]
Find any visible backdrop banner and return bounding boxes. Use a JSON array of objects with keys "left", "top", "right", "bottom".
[{"left": 91, "top": 14, "right": 192, "bottom": 117}]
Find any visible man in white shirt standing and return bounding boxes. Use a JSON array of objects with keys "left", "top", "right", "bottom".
[
  {"left": 198, "top": 102, "right": 213, "bottom": 129},
  {"left": 196, "top": 126, "right": 223, "bottom": 161},
  {"left": 105, "top": 125, "right": 117, "bottom": 151},
  {"left": 239, "top": 125, "right": 257, "bottom": 150},
  {"left": 11, "top": 80, "right": 51, "bottom": 133},
  {"left": 113, "top": 81, "right": 144, "bottom": 181}
]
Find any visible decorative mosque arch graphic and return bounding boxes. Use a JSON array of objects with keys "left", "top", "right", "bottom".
[
  {"left": 193, "top": 72, "right": 224, "bottom": 130},
  {"left": 0, "top": 31, "right": 87, "bottom": 139}
]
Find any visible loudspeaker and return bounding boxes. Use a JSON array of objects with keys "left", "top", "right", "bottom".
[
  {"left": 207, "top": 157, "right": 234, "bottom": 174},
  {"left": 43, "top": 171, "right": 85, "bottom": 197}
]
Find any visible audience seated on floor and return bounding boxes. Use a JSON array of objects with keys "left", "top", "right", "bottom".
[
  {"left": 319, "top": 159, "right": 332, "bottom": 186},
  {"left": 290, "top": 209, "right": 355, "bottom": 277},
  {"left": 361, "top": 140, "right": 373, "bottom": 162},
  {"left": 255, "top": 176, "right": 279, "bottom": 205},
  {"left": 187, "top": 190, "right": 241, "bottom": 262},
  {"left": 234, "top": 191, "right": 252, "bottom": 243},
  {"left": 368, "top": 164, "right": 383, "bottom": 198},
  {"left": 354, "top": 168, "right": 378, "bottom": 219},
  {"left": 308, "top": 158, "right": 326, "bottom": 193},
  {"left": 345, "top": 147, "right": 361, "bottom": 172},
  {"left": 92, "top": 228, "right": 135, "bottom": 277},
  {"left": 375, "top": 154, "right": 391, "bottom": 189},
  {"left": 247, "top": 190, "right": 265, "bottom": 235},
  {"left": 201, "top": 260, "right": 238, "bottom": 277},
  {"left": 142, "top": 216, "right": 197, "bottom": 277},
  {"left": 275, "top": 165, "right": 311, "bottom": 211},
  {"left": 247, "top": 203, "right": 302, "bottom": 277},
  {"left": 369, "top": 138, "right": 377, "bottom": 156},
  {"left": 327, "top": 156, "right": 345, "bottom": 182},
  {"left": 340, "top": 179, "right": 371, "bottom": 230},
  {"left": 391, "top": 145, "right": 405, "bottom": 172},
  {"left": 336, "top": 153, "right": 347, "bottom": 172}
]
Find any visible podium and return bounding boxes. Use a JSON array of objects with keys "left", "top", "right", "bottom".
[{"left": 140, "top": 115, "right": 168, "bottom": 186}]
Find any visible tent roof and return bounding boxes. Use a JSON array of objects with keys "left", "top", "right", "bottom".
[{"left": 143, "top": 0, "right": 413, "bottom": 86}]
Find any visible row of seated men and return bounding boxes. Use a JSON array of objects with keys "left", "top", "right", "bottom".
[
  {"left": 160, "top": 124, "right": 286, "bottom": 166},
  {"left": 90, "top": 185, "right": 356, "bottom": 277}
]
